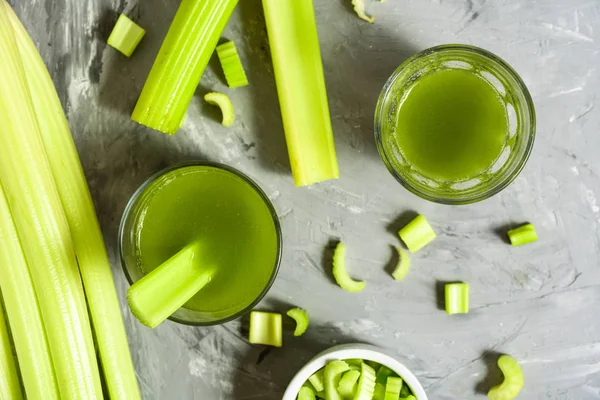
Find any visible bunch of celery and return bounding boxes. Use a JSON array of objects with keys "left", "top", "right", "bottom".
[{"left": 0, "top": 2, "right": 140, "bottom": 399}]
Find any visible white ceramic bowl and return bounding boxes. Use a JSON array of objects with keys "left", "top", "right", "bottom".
[{"left": 282, "top": 343, "right": 428, "bottom": 400}]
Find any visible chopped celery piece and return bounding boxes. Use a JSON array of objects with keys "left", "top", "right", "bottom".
[
  {"left": 0, "top": 299, "right": 23, "bottom": 400},
  {"left": 507, "top": 223, "right": 537, "bottom": 247},
  {"left": 399, "top": 384, "right": 411, "bottom": 397},
  {"left": 392, "top": 247, "right": 410, "bottom": 280},
  {"left": 398, "top": 214, "right": 436, "bottom": 252},
  {"left": 204, "top": 92, "right": 235, "bottom": 127},
  {"left": 309, "top": 370, "right": 325, "bottom": 393},
  {"left": 132, "top": 0, "right": 238, "bottom": 134},
  {"left": 445, "top": 283, "right": 470, "bottom": 315},
  {"left": 376, "top": 365, "right": 395, "bottom": 386},
  {"left": 287, "top": 308, "right": 310, "bottom": 337},
  {"left": 400, "top": 396, "right": 416, "bottom": 400},
  {"left": 353, "top": 363, "right": 376, "bottom": 400},
  {"left": 216, "top": 41, "right": 249, "bottom": 88},
  {"left": 5, "top": 5, "right": 141, "bottom": 398},
  {"left": 384, "top": 376, "right": 403, "bottom": 400},
  {"left": 249, "top": 311, "right": 283, "bottom": 347},
  {"left": 107, "top": 14, "right": 145, "bottom": 57},
  {"left": 299, "top": 385, "right": 316, "bottom": 400},
  {"left": 128, "top": 243, "right": 214, "bottom": 328},
  {"left": 332, "top": 243, "right": 366, "bottom": 293},
  {"left": 262, "top": 0, "right": 340, "bottom": 186},
  {"left": 488, "top": 355, "right": 524, "bottom": 400},
  {"left": 352, "top": 0, "right": 375, "bottom": 23},
  {"left": 346, "top": 359, "right": 363, "bottom": 367},
  {"left": 373, "top": 383, "right": 385, "bottom": 400},
  {"left": 324, "top": 360, "right": 350, "bottom": 400},
  {"left": 338, "top": 370, "right": 360, "bottom": 398}
]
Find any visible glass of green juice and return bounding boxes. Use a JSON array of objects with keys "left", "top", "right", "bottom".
[
  {"left": 119, "top": 162, "right": 282, "bottom": 326},
  {"left": 375, "top": 44, "right": 536, "bottom": 204}
]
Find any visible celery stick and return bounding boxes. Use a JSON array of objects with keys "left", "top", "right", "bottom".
[
  {"left": 333, "top": 243, "right": 366, "bottom": 292},
  {"left": 204, "top": 92, "right": 235, "bottom": 127},
  {"left": 107, "top": 14, "right": 145, "bottom": 57},
  {"left": 352, "top": 0, "right": 375, "bottom": 23},
  {"left": 128, "top": 243, "right": 214, "bottom": 328},
  {"left": 0, "top": 299, "right": 23, "bottom": 400},
  {"left": 0, "top": 184, "right": 59, "bottom": 400},
  {"left": 507, "top": 223, "right": 537, "bottom": 247},
  {"left": 353, "top": 363, "right": 376, "bottom": 400},
  {"left": 445, "top": 283, "right": 470, "bottom": 315},
  {"left": 132, "top": 0, "right": 239, "bottom": 134},
  {"left": 324, "top": 360, "right": 350, "bottom": 400},
  {"left": 384, "top": 376, "right": 403, "bottom": 400},
  {"left": 338, "top": 370, "right": 360, "bottom": 398},
  {"left": 5, "top": 4, "right": 141, "bottom": 398},
  {"left": 216, "top": 41, "right": 249, "bottom": 88},
  {"left": 0, "top": 4, "right": 102, "bottom": 399},
  {"left": 286, "top": 308, "right": 309, "bottom": 337},
  {"left": 488, "top": 355, "right": 524, "bottom": 400},
  {"left": 309, "top": 370, "right": 325, "bottom": 392},
  {"left": 392, "top": 247, "right": 410, "bottom": 281},
  {"left": 299, "top": 385, "right": 317, "bottom": 400},
  {"left": 249, "top": 311, "right": 283, "bottom": 347},
  {"left": 398, "top": 214, "right": 436, "bottom": 252},
  {"left": 262, "top": 0, "right": 340, "bottom": 186}
]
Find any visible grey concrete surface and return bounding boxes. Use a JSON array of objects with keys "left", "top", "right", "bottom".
[{"left": 13, "top": 0, "right": 600, "bottom": 398}]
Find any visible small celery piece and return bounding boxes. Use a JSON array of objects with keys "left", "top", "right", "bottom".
[
  {"left": 262, "top": 0, "right": 340, "bottom": 186},
  {"left": 445, "top": 283, "right": 470, "bottom": 315},
  {"left": 392, "top": 247, "right": 411, "bottom": 280},
  {"left": 249, "top": 311, "right": 283, "bottom": 347},
  {"left": 107, "top": 14, "right": 145, "bottom": 57},
  {"left": 400, "top": 384, "right": 411, "bottom": 397},
  {"left": 488, "top": 355, "right": 524, "bottom": 400},
  {"left": 132, "top": 0, "right": 239, "bottom": 134},
  {"left": 324, "top": 360, "right": 350, "bottom": 400},
  {"left": 384, "top": 377, "right": 403, "bottom": 400},
  {"left": 398, "top": 214, "right": 436, "bottom": 252},
  {"left": 299, "top": 385, "right": 316, "bottom": 400},
  {"left": 338, "top": 370, "right": 360, "bottom": 398},
  {"left": 507, "top": 223, "right": 537, "bottom": 247},
  {"left": 128, "top": 243, "right": 214, "bottom": 328},
  {"left": 400, "top": 396, "right": 416, "bottom": 400},
  {"left": 352, "top": 0, "right": 375, "bottom": 23},
  {"left": 204, "top": 92, "right": 235, "bottom": 127},
  {"left": 286, "top": 308, "right": 309, "bottom": 337},
  {"left": 373, "top": 383, "right": 385, "bottom": 400},
  {"left": 332, "top": 243, "right": 366, "bottom": 293},
  {"left": 216, "top": 41, "right": 249, "bottom": 88},
  {"left": 353, "top": 363, "right": 376, "bottom": 400},
  {"left": 308, "top": 370, "right": 325, "bottom": 393},
  {"left": 376, "top": 365, "right": 395, "bottom": 386},
  {"left": 0, "top": 300, "right": 23, "bottom": 400}
]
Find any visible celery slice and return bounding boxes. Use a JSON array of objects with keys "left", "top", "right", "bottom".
[
  {"left": 128, "top": 243, "right": 214, "bottom": 328},
  {"left": 338, "top": 370, "right": 360, "bottom": 398},
  {"left": 107, "top": 14, "right": 145, "bottom": 57},
  {"left": 353, "top": 363, "right": 376, "bottom": 400},
  {"left": 373, "top": 383, "right": 385, "bottom": 400},
  {"left": 398, "top": 214, "right": 436, "bottom": 252},
  {"left": 384, "top": 376, "right": 403, "bottom": 400},
  {"left": 0, "top": 4, "right": 102, "bottom": 398},
  {"left": 400, "top": 396, "right": 416, "bottom": 400},
  {"left": 445, "top": 283, "right": 470, "bottom": 315},
  {"left": 352, "top": 0, "right": 375, "bottom": 23},
  {"left": 216, "top": 41, "right": 249, "bottom": 88},
  {"left": 333, "top": 243, "right": 366, "bottom": 293},
  {"left": 309, "top": 370, "right": 325, "bottom": 392},
  {"left": 132, "top": 0, "right": 239, "bottom": 134},
  {"left": 400, "top": 384, "right": 411, "bottom": 397},
  {"left": 376, "top": 365, "right": 395, "bottom": 386},
  {"left": 488, "top": 355, "right": 524, "bottom": 400},
  {"left": 324, "top": 360, "right": 350, "bottom": 400},
  {"left": 5, "top": 5, "right": 141, "bottom": 398},
  {"left": 249, "top": 311, "right": 283, "bottom": 347},
  {"left": 299, "top": 385, "right": 316, "bottom": 400},
  {"left": 392, "top": 247, "right": 411, "bottom": 280},
  {"left": 262, "top": 0, "right": 340, "bottom": 186},
  {"left": 0, "top": 299, "right": 23, "bottom": 400},
  {"left": 204, "top": 92, "right": 235, "bottom": 127},
  {"left": 507, "top": 223, "right": 537, "bottom": 247},
  {"left": 286, "top": 308, "right": 310, "bottom": 337}
]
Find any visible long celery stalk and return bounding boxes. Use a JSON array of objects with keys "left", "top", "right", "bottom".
[
  {"left": 132, "top": 0, "right": 239, "bottom": 134},
  {"left": 4, "top": 4, "right": 141, "bottom": 399},
  {"left": 262, "top": 0, "right": 340, "bottom": 186},
  {"left": 0, "top": 3, "right": 102, "bottom": 399},
  {"left": 0, "top": 183, "right": 59, "bottom": 400},
  {"left": 0, "top": 299, "right": 23, "bottom": 400}
]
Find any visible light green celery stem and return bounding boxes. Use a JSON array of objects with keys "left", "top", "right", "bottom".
[
  {"left": 0, "top": 3, "right": 102, "bottom": 399},
  {"left": 0, "top": 298, "right": 23, "bottom": 400},
  {"left": 128, "top": 243, "right": 214, "bottom": 328},
  {"left": 107, "top": 14, "right": 146, "bottom": 57},
  {"left": 132, "top": 0, "right": 239, "bottom": 134},
  {"left": 5, "top": 4, "right": 141, "bottom": 398},
  {"left": 262, "top": 0, "right": 340, "bottom": 186},
  {"left": 0, "top": 183, "right": 59, "bottom": 400}
]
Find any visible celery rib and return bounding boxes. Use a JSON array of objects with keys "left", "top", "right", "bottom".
[
  {"left": 204, "top": 92, "right": 235, "bottom": 127},
  {"left": 107, "top": 14, "right": 146, "bottom": 57},
  {"left": 0, "top": 299, "right": 23, "bottom": 400},
  {"left": 216, "top": 41, "right": 249, "bottom": 88}
]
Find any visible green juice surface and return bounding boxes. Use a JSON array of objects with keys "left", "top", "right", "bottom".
[
  {"left": 395, "top": 69, "right": 508, "bottom": 182},
  {"left": 134, "top": 166, "right": 279, "bottom": 317}
]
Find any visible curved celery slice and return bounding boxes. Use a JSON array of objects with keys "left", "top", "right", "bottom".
[
  {"left": 308, "top": 370, "right": 325, "bottom": 393},
  {"left": 216, "top": 41, "right": 248, "bottom": 88},
  {"left": 338, "top": 370, "right": 360, "bottom": 398},
  {"left": 333, "top": 243, "right": 366, "bottom": 293},
  {"left": 384, "top": 376, "right": 403, "bottom": 400},
  {"left": 353, "top": 363, "right": 376, "bottom": 400},
  {"left": 445, "top": 283, "right": 470, "bottom": 315},
  {"left": 324, "top": 360, "right": 350, "bottom": 400},
  {"left": 107, "top": 14, "right": 145, "bottom": 57},
  {"left": 204, "top": 92, "right": 235, "bottom": 127},
  {"left": 0, "top": 299, "right": 23, "bottom": 400},
  {"left": 398, "top": 214, "right": 436, "bottom": 252},
  {"left": 299, "top": 385, "right": 316, "bottom": 400},
  {"left": 249, "top": 311, "right": 283, "bottom": 347},
  {"left": 286, "top": 308, "right": 309, "bottom": 337},
  {"left": 373, "top": 383, "right": 385, "bottom": 400},
  {"left": 392, "top": 247, "right": 410, "bottom": 280},
  {"left": 488, "top": 355, "right": 524, "bottom": 400},
  {"left": 352, "top": 0, "right": 375, "bottom": 23},
  {"left": 507, "top": 223, "right": 537, "bottom": 247}
]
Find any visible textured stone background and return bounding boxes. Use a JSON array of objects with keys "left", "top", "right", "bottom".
[{"left": 13, "top": 0, "right": 600, "bottom": 398}]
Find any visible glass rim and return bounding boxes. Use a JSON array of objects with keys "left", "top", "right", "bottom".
[
  {"left": 117, "top": 160, "right": 283, "bottom": 326},
  {"left": 374, "top": 44, "right": 536, "bottom": 205}
]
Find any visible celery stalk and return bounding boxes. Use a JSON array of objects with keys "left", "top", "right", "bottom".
[
  {"left": 262, "top": 0, "right": 340, "bottom": 186},
  {"left": 0, "top": 299, "right": 23, "bottom": 400},
  {"left": 4, "top": 4, "right": 141, "bottom": 398},
  {"left": 0, "top": 184, "right": 59, "bottom": 400},
  {"left": 132, "top": 0, "right": 239, "bottom": 134},
  {"left": 0, "top": 3, "right": 102, "bottom": 399}
]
